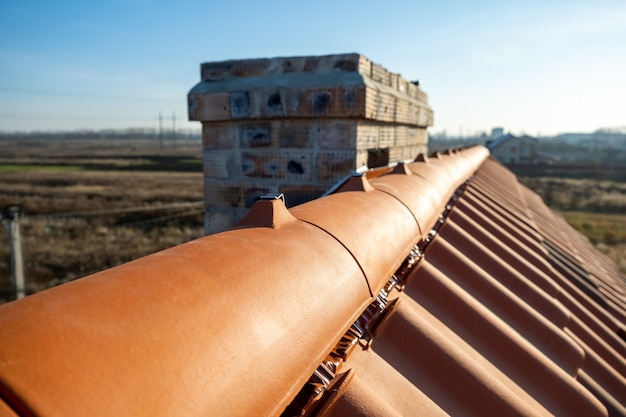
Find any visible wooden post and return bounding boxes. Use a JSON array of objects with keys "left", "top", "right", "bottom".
[{"left": 2, "top": 205, "right": 25, "bottom": 300}]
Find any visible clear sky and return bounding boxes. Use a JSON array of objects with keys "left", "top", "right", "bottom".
[{"left": 1, "top": 0, "right": 625, "bottom": 136}]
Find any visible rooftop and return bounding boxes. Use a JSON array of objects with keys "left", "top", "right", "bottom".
[{"left": 0, "top": 145, "right": 624, "bottom": 416}]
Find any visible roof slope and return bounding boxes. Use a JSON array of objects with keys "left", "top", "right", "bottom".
[
  {"left": 487, "top": 132, "right": 538, "bottom": 150},
  {"left": 0, "top": 146, "right": 624, "bottom": 417}
]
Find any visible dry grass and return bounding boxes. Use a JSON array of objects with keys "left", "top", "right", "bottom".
[
  {"left": 558, "top": 211, "right": 626, "bottom": 275},
  {"left": 0, "top": 137, "right": 204, "bottom": 302},
  {"left": 0, "top": 170, "right": 203, "bottom": 214},
  {"left": 558, "top": 211, "right": 626, "bottom": 246},
  {"left": 520, "top": 177, "right": 626, "bottom": 214},
  {"left": 0, "top": 169, "right": 205, "bottom": 300},
  {"left": 520, "top": 177, "right": 626, "bottom": 275}
]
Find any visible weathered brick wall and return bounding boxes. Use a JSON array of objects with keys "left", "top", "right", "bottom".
[{"left": 188, "top": 53, "right": 433, "bottom": 233}]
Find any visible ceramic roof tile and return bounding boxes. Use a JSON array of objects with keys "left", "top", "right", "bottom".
[
  {"left": 371, "top": 296, "right": 557, "bottom": 417},
  {"left": 0, "top": 146, "right": 624, "bottom": 417},
  {"left": 422, "top": 237, "right": 584, "bottom": 375},
  {"left": 403, "top": 262, "right": 606, "bottom": 417}
]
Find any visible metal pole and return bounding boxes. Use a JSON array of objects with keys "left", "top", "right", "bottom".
[
  {"left": 171, "top": 112, "right": 176, "bottom": 150},
  {"left": 2, "top": 205, "right": 25, "bottom": 299},
  {"left": 159, "top": 112, "right": 163, "bottom": 151}
]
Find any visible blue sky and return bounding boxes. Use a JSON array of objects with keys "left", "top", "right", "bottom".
[{"left": 1, "top": 0, "right": 625, "bottom": 135}]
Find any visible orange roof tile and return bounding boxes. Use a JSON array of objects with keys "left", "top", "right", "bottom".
[{"left": 0, "top": 146, "right": 624, "bottom": 417}]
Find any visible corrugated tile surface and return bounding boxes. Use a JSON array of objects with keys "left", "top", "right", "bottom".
[{"left": 0, "top": 147, "right": 624, "bottom": 417}]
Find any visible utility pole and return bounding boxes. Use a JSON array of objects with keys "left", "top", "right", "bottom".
[
  {"left": 159, "top": 112, "right": 163, "bottom": 151},
  {"left": 171, "top": 112, "right": 176, "bottom": 150},
  {"left": 1, "top": 205, "right": 25, "bottom": 300}
]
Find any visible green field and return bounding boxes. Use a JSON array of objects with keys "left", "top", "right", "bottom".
[{"left": 559, "top": 211, "right": 626, "bottom": 245}]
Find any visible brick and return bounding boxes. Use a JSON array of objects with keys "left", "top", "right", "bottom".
[
  {"left": 371, "top": 62, "right": 391, "bottom": 86},
  {"left": 285, "top": 152, "right": 312, "bottom": 180},
  {"left": 204, "top": 181, "right": 243, "bottom": 208},
  {"left": 230, "top": 91, "right": 251, "bottom": 119},
  {"left": 275, "top": 122, "right": 311, "bottom": 148},
  {"left": 241, "top": 150, "right": 311, "bottom": 180},
  {"left": 204, "top": 180, "right": 277, "bottom": 209},
  {"left": 416, "top": 128, "right": 429, "bottom": 145},
  {"left": 201, "top": 61, "right": 237, "bottom": 81},
  {"left": 308, "top": 89, "right": 334, "bottom": 115},
  {"left": 201, "top": 58, "right": 271, "bottom": 81},
  {"left": 200, "top": 53, "right": 366, "bottom": 82},
  {"left": 342, "top": 86, "right": 366, "bottom": 116},
  {"left": 202, "top": 123, "right": 237, "bottom": 149},
  {"left": 283, "top": 89, "right": 306, "bottom": 115},
  {"left": 395, "top": 98, "right": 410, "bottom": 125},
  {"left": 203, "top": 149, "right": 236, "bottom": 178},
  {"left": 394, "top": 126, "right": 409, "bottom": 147},
  {"left": 282, "top": 87, "right": 366, "bottom": 119},
  {"left": 390, "top": 73, "right": 400, "bottom": 91},
  {"left": 365, "top": 88, "right": 396, "bottom": 123},
  {"left": 388, "top": 147, "right": 403, "bottom": 162},
  {"left": 255, "top": 89, "right": 285, "bottom": 118},
  {"left": 418, "top": 106, "right": 435, "bottom": 127},
  {"left": 317, "top": 151, "right": 356, "bottom": 181},
  {"left": 191, "top": 53, "right": 435, "bottom": 234},
  {"left": 189, "top": 92, "right": 230, "bottom": 121},
  {"left": 317, "top": 121, "right": 356, "bottom": 149},
  {"left": 191, "top": 53, "right": 433, "bottom": 126},
  {"left": 408, "top": 102, "right": 422, "bottom": 125},
  {"left": 378, "top": 125, "right": 395, "bottom": 148},
  {"left": 239, "top": 124, "right": 272, "bottom": 148},
  {"left": 356, "top": 124, "right": 380, "bottom": 149},
  {"left": 356, "top": 150, "right": 369, "bottom": 168}
]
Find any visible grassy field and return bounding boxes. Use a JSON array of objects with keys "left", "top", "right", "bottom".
[
  {"left": 520, "top": 176, "right": 626, "bottom": 276},
  {"left": 0, "top": 136, "right": 204, "bottom": 301},
  {"left": 519, "top": 177, "right": 626, "bottom": 214},
  {"left": 557, "top": 211, "right": 626, "bottom": 245},
  {"left": 558, "top": 211, "right": 626, "bottom": 274}
]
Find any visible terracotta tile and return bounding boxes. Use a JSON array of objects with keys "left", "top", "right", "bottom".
[
  {"left": 578, "top": 370, "right": 626, "bottom": 417},
  {"left": 0, "top": 145, "right": 624, "bottom": 417},
  {"left": 565, "top": 328, "right": 626, "bottom": 398},
  {"left": 0, "top": 216, "right": 372, "bottom": 417},
  {"left": 320, "top": 349, "right": 448, "bottom": 417},
  {"left": 369, "top": 169, "right": 445, "bottom": 239},
  {"left": 374, "top": 296, "right": 557, "bottom": 417},
  {"left": 422, "top": 237, "right": 584, "bottom": 375},
  {"left": 566, "top": 315, "right": 626, "bottom": 371},
  {"left": 438, "top": 218, "right": 562, "bottom": 299},
  {"left": 291, "top": 189, "right": 420, "bottom": 295},
  {"left": 403, "top": 262, "right": 607, "bottom": 416}
]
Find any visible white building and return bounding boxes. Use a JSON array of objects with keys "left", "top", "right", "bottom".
[{"left": 487, "top": 134, "right": 539, "bottom": 164}]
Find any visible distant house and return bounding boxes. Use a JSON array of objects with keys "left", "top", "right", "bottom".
[{"left": 487, "top": 133, "right": 539, "bottom": 164}]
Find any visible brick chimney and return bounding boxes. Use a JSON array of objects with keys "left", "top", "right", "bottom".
[{"left": 188, "top": 53, "right": 433, "bottom": 234}]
